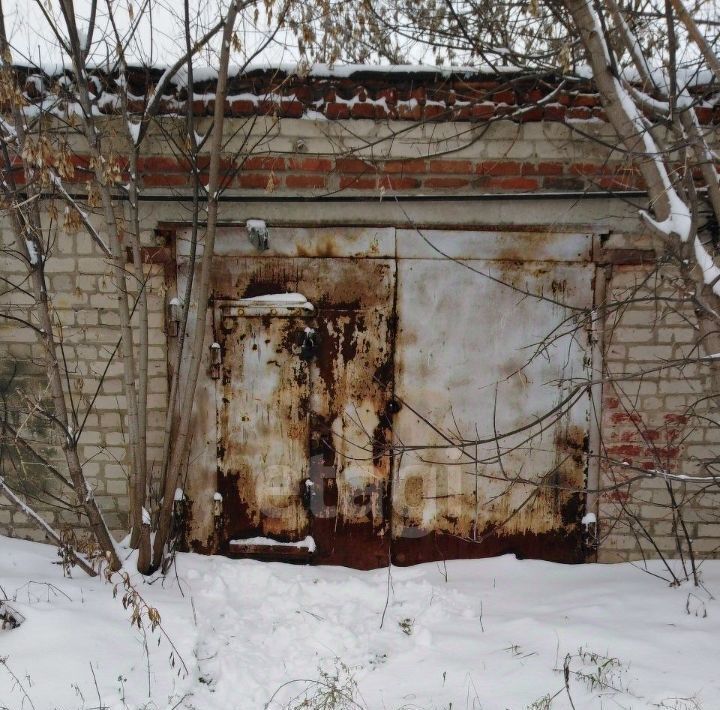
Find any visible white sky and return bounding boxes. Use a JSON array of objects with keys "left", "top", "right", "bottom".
[
  {"left": 4, "top": 0, "right": 304, "bottom": 75},
  {"left": 3, "top": 0, "right": 717, "bottom": 89}
]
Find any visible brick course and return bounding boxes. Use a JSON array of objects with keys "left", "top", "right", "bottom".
[
  {"left": 129, "top": 154, "right": 656, "bottom": 195},
  {"left": 13, "top": 66, "right": 720, "bottom": 127}
]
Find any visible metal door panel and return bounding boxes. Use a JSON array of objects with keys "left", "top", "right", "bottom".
[
  {"left": 211, "top": 257, "right": 396, "bottom": 568},
  {"left": 216, "top": 304, "right": 313, "bottom": 547},
  {"left": 308, "top": 299, "right": 395, "bottom": 569},
  {"left": 392, "top": 258, "right": 593, "bottom": 564},
  {"left": 396, "top": 229, "right": 592, "bottom": 261}
]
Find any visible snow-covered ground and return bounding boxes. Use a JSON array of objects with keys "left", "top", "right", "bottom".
[{"left": 0, "top": 535, "right": 717, "bottom": 710}]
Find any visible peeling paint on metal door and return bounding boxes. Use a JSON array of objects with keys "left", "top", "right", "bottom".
[
  {"left": 308, "top": 294, "right": 395, "bottom": 569},
  {"left": 391, "top": 230, "right": 593, "bottom": 565},
  {"left": 182, "top": 226, "right": 594, "bottom": 568},
  {"left": 210, "top": 255, "right": 396, "bottom": 569},
  {"left": 215, "top": 299, "right": 314, "bottom": 552}
]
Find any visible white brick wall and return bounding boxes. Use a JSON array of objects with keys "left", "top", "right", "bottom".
[
  {"left": 598, "top": 264, "right": 720, "bottom": 563},
  {"left": 0, "top": 215, "right": 168, "bottom": 543}
]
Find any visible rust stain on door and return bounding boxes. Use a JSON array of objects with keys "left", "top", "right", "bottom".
[
  {"left": 183, "top": 229, "right": 594, "bottom": 569},
  {"left": 210, "top": 257, "right": 396, "bottom": 569},
  {"left": 391, "top": 258, "right": 592, "bottom": 565},
  {"left": 215, "top": 302, "right": 313, "bottom": 548}
]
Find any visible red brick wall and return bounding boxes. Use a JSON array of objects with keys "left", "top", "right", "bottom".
[{"left": 126, "top": 155, "right": 645, "bottom": 193}]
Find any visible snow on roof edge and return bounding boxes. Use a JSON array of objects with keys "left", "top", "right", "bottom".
[
  {"left": 10, "top": 60, "right": 531, "bottom": 83},
  {"left": 12, "top": 61, "right": 718, "bottom": 94}
]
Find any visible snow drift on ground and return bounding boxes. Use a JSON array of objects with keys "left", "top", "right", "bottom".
[{"left": 0, "top": 535, "right": 717, "bottom": 709}]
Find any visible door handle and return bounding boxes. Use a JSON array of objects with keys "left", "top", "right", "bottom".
[{"left": 299, "top": 327, "right": 319, "bottom": 361}]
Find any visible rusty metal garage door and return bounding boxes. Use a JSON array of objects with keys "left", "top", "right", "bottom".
[
  {"left": 177, "top": 226, "right": 593, "bottom": 568},
  {"left": 211, "top": 254, "right": 396, "bottom": 569},
  {"left": 391, "top": 229, "right": 593, "bottom": 564}
]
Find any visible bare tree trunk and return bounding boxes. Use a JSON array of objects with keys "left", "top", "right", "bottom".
[
  {"left": 153, "top": 0, "right": 202, "bottom": 551},
  {"left": 0, "top": 3, "right": 121, "bottom": 571},
  {"left": 563, "top": 0, "right": 675, "bottom": 226},
  {"left": 127, "top": 147, "right": 149, "bottom": 551},
  {"left": 152, "top": 0, "right": 241, "bottom": 570},
  {"left": 5, "top": 217, "right": 121, "bottom": 571},
  {"left": 596, "top": 0, "right": 720, "bottom": 394},
  {"left": 58, "top": 0, "right": 145, "bottom": 548},
  {"left": 103, "top": 0, "right": 149, "bottom": 552},
  {"left": 670, "top": 0, "right": 720, "bottom": 82}
]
